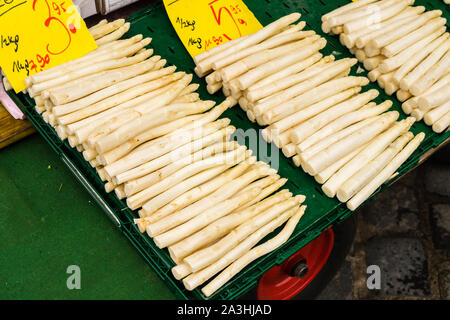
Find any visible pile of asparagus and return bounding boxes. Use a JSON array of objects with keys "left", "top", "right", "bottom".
[
  {"left": 193, "top": 12, "right": 425, "bottom": 211},
  {"left": 323, "top": 0, "right": 450, "bottom": 133},
  {"left": 23, "top": 19, "right": 307, "bottom": 297}
]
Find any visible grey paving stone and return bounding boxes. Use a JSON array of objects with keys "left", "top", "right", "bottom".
[
  {"left": 316, "top": 260, "right": 353, "bottom": 300},
  {"left": 365, "top": 237, "right": 430, "bottom": 297},
  {"left": 438, "top": 266, "right": 450, "bottom": 300},
  {"left": 424, "top": 163, "right": 450, "bottom": 197},
  {"left": 430, "top": 204, "right": 450, "bottom": 250},
  {"left": 361, "top": 183, "right": 419, "bottom": 233}
]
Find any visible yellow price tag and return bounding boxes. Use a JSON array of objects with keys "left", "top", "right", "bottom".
[
  {"left": 0, "top": 0, "right": 97, "bottom": 93},
  {"left": 163, "top": 0, "right": 262, "bottom": 58}
]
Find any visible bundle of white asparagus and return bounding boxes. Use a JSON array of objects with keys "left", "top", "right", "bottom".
[
  {"left": 23, "top": 18, "right": 308, "bottom": 297},
  {"left": 323, "top": 0, "right": 450, "bottom": 133},
  {"left": 193, "top": 12, "right": 426, "bottom": 210}
]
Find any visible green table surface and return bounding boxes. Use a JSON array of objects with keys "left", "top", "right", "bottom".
[{"left": 0, "top": 134, "right": 175, "bottom": 299}]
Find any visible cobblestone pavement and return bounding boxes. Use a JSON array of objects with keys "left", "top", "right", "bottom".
[{"left": 318, "top": 145, "right": 450, "bottom": 300}]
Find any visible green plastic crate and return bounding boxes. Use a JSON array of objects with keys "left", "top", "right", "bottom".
[{"left": 7, "top": 0, "right": 450, "bottom": 300}]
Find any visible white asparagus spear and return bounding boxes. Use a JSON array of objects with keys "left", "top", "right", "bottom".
[
  {"left": 343, "top": 0, "right": 410, "bottom": 34},
  {"left": 397, "top": 90, "right": 412, "bottom": 102},
  {"left": 94, "top": 98, "right": 213, "bottom": 155},
  {"left": 347, "top": 132, "right": 425, "bottom": 210},
  {"left": 289, "top": 89, "right": 380, "bottom": 144},
  {"left": 234, "top": 38, "right": 326, "bottom": 89},
  {"left": 96, "top": 22, "right": 130, "bottom": 46},
  {"left": 70, "top": 83, "right": 175, "bottom": 142},
  {"left": 220, "top": 36, "right": 321, "bottom": 82},
  {"left": 337, "top": 132, "right": 414, "bottom": 202},
  {"left": 341, "top": 6, "right": 425, "bottom": 49},
  {"left": 246, "top": 54, "right": 330, "bottom": 93},
  {"left": 55, "top": 67, "right": 178, "bottom": 121},
  {"left": 402, "top": 97, "right": 418, "bottom": 114},
  {"left": 417, "top": 83, "right": 450, "bottom": 111},
  {"left": 379, "top": 26, "right": 445, "bottom": 73},
  {"left": 314, "top": 144, "right": 367, "bottom": 183},
  {"left": 384, "top": 79, "right": 400, "bottom": 96},
  {"left": 381, "top": 19, "right": 447, "bottom": 58},
  {"left": 268, "top": 87, "right": 362, "bottom": 134},
  {"left": 367, "top": 11, "right": 443, "bottom": 50},
  {"left": 182, "top": 195, "right": 303, "bottom": 274},
  {"left": 377, "top": 70, "right": 395, "bottom": 88},
  {"left": 254, "top": 59, "right": 358, "bottom": 118},
  {"left": 401, "top": 74, "right": 450, "bottom": 114},
  {"left": 298, "top": 116, "right": 380, "bottom": 163},
  {"left": 411, "top": 108, "right": 426, "bottom": 121},
  {"left": 201, "top": 206, "right": 305, "bottom": 297},
  {"left": 140, "top": 156, "right": 251, "bottom": 218},
  {"left": 205, "top": 71, "right": 219, "bottom": 85},
  {"left": 304, "top": 111, "right": 399, "bottom": 175},
  {"left": 145, "top": 165, "right": 274, "bottom": 236},
  {"left": 28, "top": 35, "right": 144, "bottom": 84},
  {"left": 37, "top": 39, "right": 154, "bottom": 95},
  {"left": 392, "top": 33, "right": 449, "bottom": 86},
  {"left": 126, "top": 146, "right": 247, "bottom": 209},
  {"left": 355, "top": 14, "right": 420, "bottom": 49},
  {"left": 171, "top": 188, "right": 290, "bottom": 280},
  {"left": 193, "top": 35, "right": 249, "bottom": 65},
  {"left": 239, "top": 177, "right": 289, "bottom": 210},
  {"left": 322, "top": 117, "right": 415, "bottom": 198},
  {"left": 93, "top": 74, "right": 191, "bottom": 132},
  {"left": 48, "top": 56, "right": 155, "bottom": 105},
  {"left": 90, "top": 19, "right": 125, "bottom": 40},
  {"left": 323, "top": 0, "right": 398, "bottom": 32},
  {"left": 103, "top": 117, "right": 226, "bottom": 178},
  {"left": 432, "top": 111, "right": 450, "bottom": 133},
  {"left": 99, "top": 114, "right": 201, "bottom": 165},
  {"left": 161, "top": 187, "right": 264, "bottom": 257},
  {"left": 212, "top": 30, "right": 315, "bottom": 71},
  {"left": 321, "top": 0, "right": 377, "bottom": 23},
  {"left": 113, "top": 125, "right": 235, "bottom": 186},
  {"left": 125, "top": 141, "right": 238, "bottom": 196},
  {"left": 88, "top": 19, "right": 108, "bottom": 32},
  {"left": 399, "top": 38, "right": 450, "bottom": 91},
  {"left": 424, "top": 101, "right": 450, "bottom": 126},
  {"left": 139, "top": 157, "right": 255, "bottom": 223},
  {"left": 181, "top": 205, "right": 297, "bottom": 287},
  {"left": 169, "top": 185, "right": 284, "bottom": 280},
  {"left": 245, "top": 55, "right": 333, "bottom": 102},
  {"left": 206, "top": 82, "right": 222, "bottom": 94},
  {"left": 260, "top": 75, "right": 366, "bottom": 124},
  {"left": 87, "top": 97, "right": 205, "bottom": 156},
  {"left": 195, "top": 13, "right": 302, "bottom": 75},
  {"left": 368, "top": 67, "right": 382, "bottom": 82},
  {"left": 363, "top": 55, "right": 385, "bottom": 71},
  {"left": 411, "top": 50, "right": 450, "bottom": 97},
  {"left": 106, "top": 97, "right": 234, "bottom": 168},
  {"left": 196, "top": 28, "right": 298, "bottom": 78},
  {"left": 245, "top": 53, "right": 325, "bottom": 102},
  {"left": 297, "top": 101, "right": 392, "bottom": 153}
]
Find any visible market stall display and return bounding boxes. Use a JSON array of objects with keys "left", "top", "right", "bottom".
[
  {"left": 5, "top": 0, "right": 449, "bottom": 300},
  {"left": 18, "top": 19, "right": 308, "bottom": 297},
  {"left": 322, "top": 0, "right": 450, "bottom": 133}
]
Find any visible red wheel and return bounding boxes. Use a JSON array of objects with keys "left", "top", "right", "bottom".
[
  {"left": 240, "top": 215, "right": 356, "bottom": 300},
  {"left": 257, "top": 228, "right": 335, "bottom": 300}
]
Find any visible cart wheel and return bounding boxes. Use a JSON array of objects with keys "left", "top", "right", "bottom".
[{"left": 240, "top": 215, "right": 356, "bottom": 300}]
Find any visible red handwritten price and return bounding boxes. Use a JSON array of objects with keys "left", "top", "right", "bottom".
[{"left": 0, "top": 0, "right": 97, "bottom": 92}]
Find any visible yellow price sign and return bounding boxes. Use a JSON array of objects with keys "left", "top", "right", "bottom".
[
  {"left": 163, "top": 0, "right": 262, "bottom": 58},
  {"left": 0, "top": 0, "right": 97, "bottom": 93}
]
